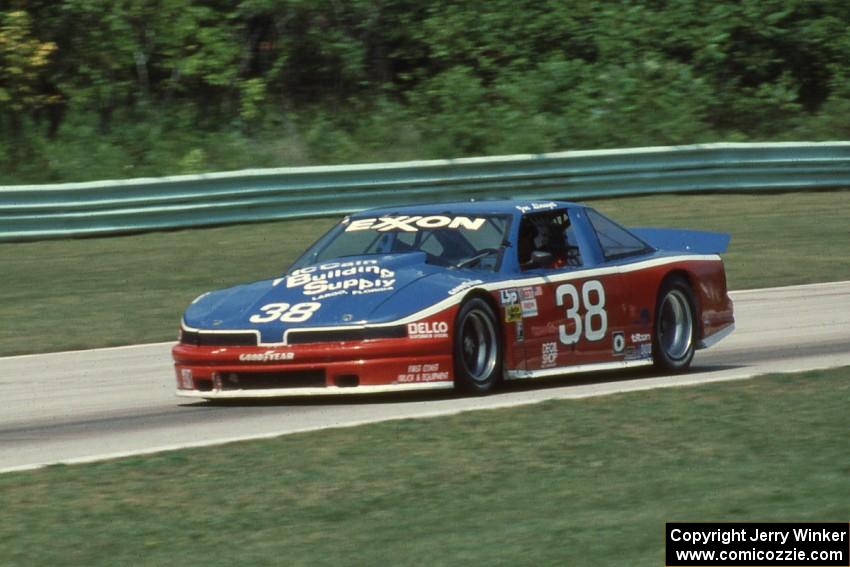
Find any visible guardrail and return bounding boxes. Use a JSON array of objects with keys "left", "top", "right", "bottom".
[{"left": 1, "top": 142, "right": 849, "bottom": 242}]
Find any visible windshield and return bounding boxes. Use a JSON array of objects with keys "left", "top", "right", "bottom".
[{"left": 289, "top": 213, "right": 512, "bottom": 272}]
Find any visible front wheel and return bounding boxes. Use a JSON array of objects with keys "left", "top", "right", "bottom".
[
  {"left": 653, "top": 277, "right": 696, "bottom": 372},
  {"left": 453, "top": 298, "right": 502, "bottom": 395}
]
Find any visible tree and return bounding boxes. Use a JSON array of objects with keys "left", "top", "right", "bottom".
[{"left": 0, "top": 8, "right": 57, "bottom": 138}]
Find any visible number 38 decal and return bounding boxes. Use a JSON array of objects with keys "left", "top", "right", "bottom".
[
  {"left": 249, "top": 302, "right": 321, "bottom": 323},
  {"left": 555, "top": 280, "right": 607, "bottom": 344}
]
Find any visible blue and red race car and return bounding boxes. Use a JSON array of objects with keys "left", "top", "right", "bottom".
[{"left": 173, "top": 200, "right": 734, "bottom": 398}]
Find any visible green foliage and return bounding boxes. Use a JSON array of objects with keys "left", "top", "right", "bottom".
[
  {"left": 238, "top": 77, "right": 266, "bottom": 123},
  {"left": 2, "top": 0, "right": 850, "bottom": 183},
  {"left": 0, "top": 7, "right": 57, "bottom": 155},
  {"left": 0, "top": 9, "right": 56, "bottom": 112}
]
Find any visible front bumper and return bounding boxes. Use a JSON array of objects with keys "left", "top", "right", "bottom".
[
  {"left": 172, "top": 337, "right": 454, "bottom": 398},
  {"left": 176, "top": 381, "right": 454, "bottom": 398}
]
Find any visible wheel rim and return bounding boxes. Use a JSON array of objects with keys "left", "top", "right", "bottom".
[
  {"left": 460, "top": 309, "right": 498, "bottom": 383},
  {"left": 659, "top": 290, "right": 693, "bottom": 361}
]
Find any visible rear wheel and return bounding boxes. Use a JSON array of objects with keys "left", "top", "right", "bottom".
[
  {"left": 453, "top": 298, "right": 502, "bottom": 394},
  {"left": 653, "top": 277, "right": 696, "bottom": 371}
]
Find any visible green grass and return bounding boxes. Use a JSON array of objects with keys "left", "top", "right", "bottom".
[
  {"left": 0, "top": 368, "right": 847, "bottom": 566},
  {"left": 1, "top": 190, "right": 848, "bottom": 356}
]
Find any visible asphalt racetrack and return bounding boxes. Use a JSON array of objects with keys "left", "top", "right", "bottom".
[{"left": 2, "top": 281, "right": 848, "bottom": 473}]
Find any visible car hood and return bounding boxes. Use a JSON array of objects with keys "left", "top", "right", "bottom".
[{"left": 182, "top": 253, "right": 495, "bottom": 342}]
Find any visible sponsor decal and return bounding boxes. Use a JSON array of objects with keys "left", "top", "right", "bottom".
[
  {"left": 624, "top": 343, "right": 652, "bottom": 361},
  {"left": 515, "top": 202, "right": 559, "bottom": 213},
  {"left": 287, "top": 259, "right": 380, "bottom": 276},
  {"left": 345, "top": 215, "right": 486, "bottom": 232},
  {"left": 396, "top": 363, "right": 450, "bottom": 383},
  {"left": 534, "top": 286, "right": 544, "bottom": 297},
  {"left": 249, "top": 302, "right": 321, "bottom": 323},
  {"left": 308, "top": 278, "right": 395, "bottom": 297},
  {"left": 449, "top": 279, "right": 484, "bottom": 295},
  {"left": 285, "top": 260, "right": 396, "bottom": 297},
  {"left": 312, "top": 289, "right": 348, "bottom": 301},
  {"left": 521, "top": 298, "right": 538, "bottom": 317},
  {"left": 500, "top": 288, "right": 519, "bottom": 305},
  {"left": 520, "top": 286, "right": 535, "bottom": 300},
  {"left": 613, "top": 331, "right": 626, "bottom": 354},
  {"left": 505, "top": 304, "right": 523, "bottom": 323},
  {"left": 542, "top": 342, "right": 558, "bottom": 368},
  {"left": 515, "top": 320, "right": 525, "bottom": 342},
  {"left": 557, "top": 280, "right": 607, "bottom": 345},
  {"left": 631, "top": 333, "right": 651, "bottom": 343},
  {"left": 407, "top": 321, "right": 449, "bottom": 340},
  {"left": 238, "top": 351, "right": 295, "bottom": 362}
]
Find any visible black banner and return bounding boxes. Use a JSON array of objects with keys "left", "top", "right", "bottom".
[{"left": 666, "top": 523, "right": 849, "bottom": 566}]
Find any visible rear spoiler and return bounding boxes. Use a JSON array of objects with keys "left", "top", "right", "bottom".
[{"left": 630, "top": 228, "right": 731, "bottom": 255}]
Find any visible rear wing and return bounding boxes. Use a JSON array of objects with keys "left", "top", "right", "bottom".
[{"left": 630, "top": 228, "right": 731, "bottom": 255}]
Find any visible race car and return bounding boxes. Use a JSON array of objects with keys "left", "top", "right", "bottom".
[{"left": 173, "top": 199, "right": 734, "bottom": 398}]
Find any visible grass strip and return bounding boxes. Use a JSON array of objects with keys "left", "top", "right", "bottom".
[
  {"left": 0, "top": 367, "right": 847, "bottom": 566},
  {"left": 1, "top": 190, "right": 848, "bottom": 356}
]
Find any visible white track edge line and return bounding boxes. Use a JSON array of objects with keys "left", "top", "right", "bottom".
[
  {"left": 0, "top": 341, "right": 175, "bottom": 361},
  {"left": 730, "top": 280, "right": 850, "bottom": 295}
]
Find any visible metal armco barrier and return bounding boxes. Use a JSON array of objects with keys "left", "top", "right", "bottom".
[{"left": 1, "top": 142, "right": 849, "bottom": 242}]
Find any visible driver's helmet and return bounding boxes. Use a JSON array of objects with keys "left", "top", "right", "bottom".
[{"left": 532, "top": 220, "right": 551, "bottom": 250}]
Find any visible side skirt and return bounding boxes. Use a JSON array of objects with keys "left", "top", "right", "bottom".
[{"left": 506, "top": 359, "right": 654, "bottom": 380}]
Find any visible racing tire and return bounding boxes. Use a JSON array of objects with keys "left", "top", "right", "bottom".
[
  {"left": 453, "top": 298, "right": 502, "bottom": 395},
  {"left": 652, "top": 277, "right": 697, "bottom": 372}
]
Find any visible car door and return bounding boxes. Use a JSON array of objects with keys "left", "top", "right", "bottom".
[
  {"left": 514, "top": 208, "right": 627, "bottom": 372},
  {"left": 580, "top": 207, "right": 659, "bottom": 364}
]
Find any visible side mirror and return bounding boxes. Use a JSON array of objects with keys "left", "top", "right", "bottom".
[{"left": 530, "top": 250, "right": 554, "bottom": 267}]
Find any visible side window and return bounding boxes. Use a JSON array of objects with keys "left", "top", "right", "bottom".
[
  {"left": 586, "top": 209, "right": 651, "bottom": 260},
  {"left": 517, "top": 211, "right": 581, "bottom": 270}
]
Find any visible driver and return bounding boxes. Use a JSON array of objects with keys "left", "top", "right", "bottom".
[
  {"left": 518, "top": 218, "right": 568, "bottom": 270},
  {"left": 545, "top": 222, "right": 569, "bottom": 269}
]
